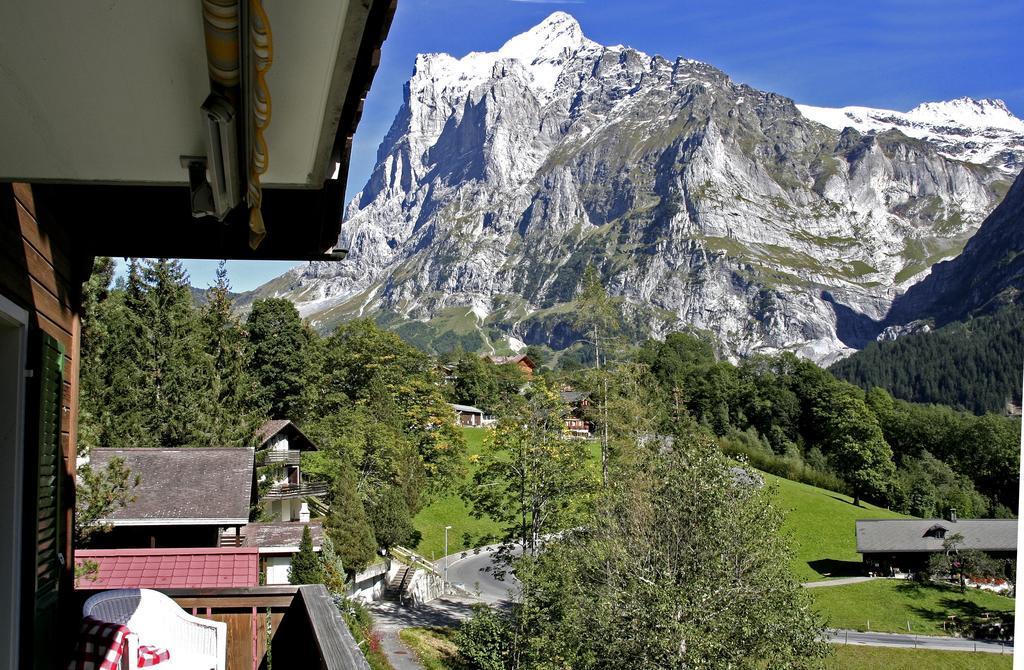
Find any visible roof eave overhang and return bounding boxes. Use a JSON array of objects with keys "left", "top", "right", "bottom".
[
  {"left": 102, "top": 517, "right": 250, "bottom": 527},
  {"left": 27, "top": 0, "right": 396, "bottom": 263},
  {"left": 858, "top": 546, "right": 1016, "bottom": 554}
]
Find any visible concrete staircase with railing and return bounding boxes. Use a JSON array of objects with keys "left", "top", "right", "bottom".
[{"left": 383, "top": 564, "right": 415, "bottom": 603}]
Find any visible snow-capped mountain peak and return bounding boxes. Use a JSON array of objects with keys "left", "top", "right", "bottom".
[
  {"left": 412, "top": 12, "right": 600, "bottom": 102},
  {"left": 498, "top": 11, "right": 590, "bottom": 61},
  {"left": 907, "top": 97, "right": 1024, "bottom": 131},
  {"left": 797, "top": 97, "right": 1024, "bottom": 173},
  {"left": 258, "top": 13, "right": 1016, "bottom": 365}
]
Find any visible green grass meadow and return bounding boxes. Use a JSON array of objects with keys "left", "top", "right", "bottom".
[
  {"left": 413, "top": 428, "right": 503, "bottom": 560},
  {"left": 413, "top": 428, "right": 601, "bottom": 560},
  {"left": 765, "top": 473, "right": 909, "bottom": 582},
  {"left": 811, "top": 579, "right": 1015, "bottom": 636},
  {"left": 826, "top": 644, "right": 1011, "bottom": 669},
  {"left": 416, "top": 430, "right": 909, "bottom": 580},
  {"left": 410, "top": 427, "right": 1015, "bottom": 667}
]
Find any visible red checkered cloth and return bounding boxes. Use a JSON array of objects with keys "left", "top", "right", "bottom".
[
  {"left": 69, "top": 617, "right": 171, "bottom": 670},
  {"left": 137, "top": 646, "right": 170, "bottom": 668},
  {"left": 69, "top": 616, "right": 129, "bottom": 670}
]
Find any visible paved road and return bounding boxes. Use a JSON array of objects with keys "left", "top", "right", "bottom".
[
  {"left": 437, "top": 544, "right": 521, "bottom": 604},
  {"left": 828, "top": 629, "right": 1013, "bottom": 655},
  {"left": 432, "top": 547, "right": 1014, "bottom": 656}
]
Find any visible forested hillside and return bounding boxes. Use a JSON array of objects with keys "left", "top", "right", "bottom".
[
  {"left": 830, "top": 304, "right": 1024, "bottom": 414},
  {"left": 443, "top": 327, "right": 1020, "bottom": 517},
  {"left": 82, "top": 257, "right": 1020, "bottom": 547},
  {"left": 78, "top": 257, "right": 466, "bottom": 574}
]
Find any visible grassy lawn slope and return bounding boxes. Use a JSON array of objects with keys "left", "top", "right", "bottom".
[
  {"left": 399, "top": 626, "right": 462, "bottom": 670},
  {"left": 765, "top": 473, "right": 908, "bottom": 582},
  {"left": 827, "top": 644, "right": 1011, "bottom": 669},
  {"left": 413, "top": 428, "right": 503, "bottom": 560},
  {"left": 812, "top": 579, "right": 1014, "bottom": 635}
]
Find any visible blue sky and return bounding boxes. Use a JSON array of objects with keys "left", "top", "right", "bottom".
[{"left": 171, "top": 0, "right": 1023, "bottom": 292}]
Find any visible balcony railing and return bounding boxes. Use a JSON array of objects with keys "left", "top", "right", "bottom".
[
  {"left": 264, "top": 480, "right": 329, "bottom": 499},
  {"left": 73, "top": 585, "right": 369, "bottom": 670},
  {"left": 218, "top": 531, "right": 246, "bottom": 547},
  {"left": 263, "top": 449, "right": 301, "bottom": 465}
]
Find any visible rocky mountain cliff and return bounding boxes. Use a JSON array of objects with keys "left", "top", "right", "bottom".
[
  {"left": 885, "top": 167, "right": 1024, "bottom": 330},
  {"left": 252, "top": 12, "right": 1019, "bottom": 363}
]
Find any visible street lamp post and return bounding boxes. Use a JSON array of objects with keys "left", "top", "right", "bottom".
[{"left": 444, "top": 525, "right": 452, "bottom": 586}]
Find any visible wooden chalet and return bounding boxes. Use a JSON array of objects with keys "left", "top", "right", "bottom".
[
  {"left": 451, "top": 403, "right": 485, "bottom": 427},
  {"left": 856, "top": 517, "right": 1017, "bottom": 575},
  {"left": 85, "top": 448, "right": 255, "bottom": 550},
  {"left": 255, "top": 419, "right": 327, "bottom": 523},
  {"left": 485, "top": 353, "right": 537, "bottom": 377},
  {"left": 560, "top": 391, "right": 593, "bottom": 437},
  {"left": 0, "top": 1, "right": 396, "bottom": 667}
]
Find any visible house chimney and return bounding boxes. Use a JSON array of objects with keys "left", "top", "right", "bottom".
[
  {"left": 299, "top": 502, "right": 310, "bottom": 523},
  {"left": 948, "top": 508, "right": 957, "bottom": 523}
]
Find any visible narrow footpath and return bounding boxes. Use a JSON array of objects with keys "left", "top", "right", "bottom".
[
  {"left": 368, "top": 596, "right": 479, "bottom": 669},
  {"left": 801, "top": 576, "right": 879, "bottom": 588}
]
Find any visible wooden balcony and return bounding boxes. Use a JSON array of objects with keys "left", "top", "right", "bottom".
[
  {"left": 264, "top": 480, "right": 329, "bottom": 499},
  {"left": 263, "top": 449, "right": 302, "bottom": 465},
  {"left": 73, "top": 585, "right": 369, "bottom": 670}
]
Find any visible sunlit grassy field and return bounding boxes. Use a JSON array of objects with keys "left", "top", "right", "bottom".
[
  {"left": 811, "top": 579, "right": 1014, "bottom": 636},
  {"left": 414, "top": 429, "right": 908, "bottom": 581},
  {"left": 765, "top": 473, "right": 908, "bottom": 582},
  {"left": 826, "top": 644, "right": 1012, "bottom": 669},
  {"left": 412, "top": 428, "right": 503, "bottom": 560},
  {"left": 412, "top": 427, "right": 602, "bottom": 560}
]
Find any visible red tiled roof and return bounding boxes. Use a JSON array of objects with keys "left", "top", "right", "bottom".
[{"left": 75, "top": 548, "right": 259, "bottom": 590}]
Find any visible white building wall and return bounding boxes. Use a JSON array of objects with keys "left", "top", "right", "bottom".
[{"left": 265, "top": 556, "right": 291, "bottom": 585}]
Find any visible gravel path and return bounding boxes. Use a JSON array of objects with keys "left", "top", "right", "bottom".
[{"left": 801, "top": 576, "right": 880, "bottom": 588}]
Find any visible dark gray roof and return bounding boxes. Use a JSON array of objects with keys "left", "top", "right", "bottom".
[
  {"left": 856, "top": 519, "right": 1017, "bottom": 554},
  {"left": 90, "top": 448, "right": 254, "bottom": 525},
  {"left": 560, "top": 391, "right": 590, "bottom": 404},
  {"left": 255, "top": 420, "right": 291, "bottom": 445},
  {"left": 254, "top": 419, "right": 318, "bottom": 451},
  {"left": 243, "top": 521, "right": 323, "bottom": 552}
]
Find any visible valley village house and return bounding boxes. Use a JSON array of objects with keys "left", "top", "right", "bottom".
[
  {"left": 0, "top": 1, "right": 396, "bottom": 667},
  {"left": 78, "top": 419, "right": 326, "bottom": 586},
  {"left": 856, "top": 514, "right": 1017, "bottom": 575}
]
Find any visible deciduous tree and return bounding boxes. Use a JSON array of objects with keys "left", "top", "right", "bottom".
[{"left": 464, "top": 380, "right": 596, "bottom": 558}]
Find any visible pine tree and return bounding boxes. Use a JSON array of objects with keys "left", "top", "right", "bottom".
[
  {"left": 367, "top": 486, "right": 420, "bottom": 550},
  {"left": 201, "top": 262, "right": 265, "bottom": 447},
  {"left": 246, "top": 298, "right": 311, "bottom": 421},
  {"left": 319, "top": 535, "right": 347, "bottom": 593},
  {"left": 142, "top": 259, "right": 218, "bottom": 447},
  {"left": 326, "top": 466, "right": 378, "bottom": 580},
  {"left": 288, "top": 525, "right": 325, "bottom": 585}
]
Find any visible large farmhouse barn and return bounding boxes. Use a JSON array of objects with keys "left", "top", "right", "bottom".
[{"left": 856, "top": 517, "right": 1017, "bottom": 575}]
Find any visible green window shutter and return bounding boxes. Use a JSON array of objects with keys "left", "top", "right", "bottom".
[{"left": 32, "top": 332, "right": 64, "bottom": 669}]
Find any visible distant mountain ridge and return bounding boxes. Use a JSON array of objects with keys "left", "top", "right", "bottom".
[
  {"left": 248, "top": 12, "right": 1019, "bottom": 363},
  {"left": 798, "top": 97, "right": 1024, "bottom": 174}
]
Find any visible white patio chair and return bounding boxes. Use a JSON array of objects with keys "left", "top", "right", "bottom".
[{"left": 82, "top": 588, "right": 226, "bottom": 670}]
